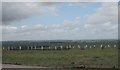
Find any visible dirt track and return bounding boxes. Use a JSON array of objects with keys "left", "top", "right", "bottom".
[
  {"left": 2, "top": 64, "right": 118, "bottom": 70},
  {"left": 2, "top": 64, "right": 71, "bottom": 70},
  {"left": 2, "top": 64, "right": 47, "bottom": 68}
]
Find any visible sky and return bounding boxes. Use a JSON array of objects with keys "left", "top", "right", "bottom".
[{"left": 1, "top": 2, "right": 118, "bottom": 41}]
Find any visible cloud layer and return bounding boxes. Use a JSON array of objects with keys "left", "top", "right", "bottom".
[
  {"left": 2, "top": 0, "right": 118, "bottom": 2},
  {"left": 1, "top": 2, "right": 118, "bottom": 40},
  {"left": 85, "top": 3, "right": 118, "bottom": 38}
]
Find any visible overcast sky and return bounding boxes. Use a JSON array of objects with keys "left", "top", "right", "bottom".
[{"left": 1, "top": 2, "right": 118, "bottom": 41}]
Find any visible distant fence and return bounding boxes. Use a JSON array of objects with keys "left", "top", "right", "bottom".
[
  {"left": 2, "top": 40, "right": 119, "bottom": 51},
  {"left": 2, "top": 44, "right": 118, "bottom": 51}
]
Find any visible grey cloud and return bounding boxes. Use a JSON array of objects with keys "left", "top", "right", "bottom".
[
  {"left": 2, "top": 2, "right": 40, "bottom": 24},
  {"left": 2, "top": 2, "right": 59, "bottom": 25}
]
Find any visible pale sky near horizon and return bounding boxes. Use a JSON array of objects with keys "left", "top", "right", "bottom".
[{"left": 1, "top": 2, "right": 118, "bottom": 41}]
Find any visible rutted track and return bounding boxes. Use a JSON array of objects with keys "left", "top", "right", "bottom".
[{"left": 2, "top": 64, "right": 47, "bottom": 68}]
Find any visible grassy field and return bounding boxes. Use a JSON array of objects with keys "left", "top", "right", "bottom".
[{"left": 2, "top": 48, "right": 118, "bottom": 68}]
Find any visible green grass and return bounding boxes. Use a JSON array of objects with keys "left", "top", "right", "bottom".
[{"left": 2, "top": 48, "right": 118, "bottom": 68}]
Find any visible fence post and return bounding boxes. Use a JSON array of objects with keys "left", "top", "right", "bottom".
[
  {"left": 41, "top": 46, "right": 43, "bottom": 50},
  {"left": 60, "top": 45, "right": 63, "bottom": 50},
  {"left": 108, "top": 45, "right": 110, "bottom": 48},
  {"left": 73, "top": 46, "right": 74, "bottom": 48},
  {"left": 78, "top": 45, "right": 80, "bottom": 49},
  {"left": 49, "top": 46, "right": 51, "bottom": 50},
  {"left": 8, "top": 46, "right": 10, "bottom": 50},
  {"left": 86, "top": 45, "right": 88, "bottom": 48},
  {"left": 3, "top": 46, "right": 4, "bottom": 50},
  {"left": 31, "top": 46, "right": 33, "bottom": 50},
  {"left": 105, "top": 46, "right": 106, "bottom": 48},
  {"left": 114, "top": 45, "right": 116, "bottom": 48},
  {"left": 11, "top": 46, "right": 14, "bottom": 50},
  {"left": 69, "top": 45, "right": 71, "bottom": 48},
  {"left": 35, "top": 46, "right": 37, "bottom": 50},
  {"left": 100, "top": 44, "right": 102, "bottom": 49},
  {"left": 85, "top": 45, "right": 87, "bottom": 48},
  {"left": 55, "top": 46, "right": 57, "bottom": 50},
  {"left": 90, "top": 46, "right": 92, "bottom": 48},
  {"left": 19, "top": 46, "right": 22, "bottom": 50},
  {"left": 66, "top": 46, "right": 68, "bottom": 49},
  {"left": 28, "top": 46, "right": 29, "bottom": 50},
  {"left": 78, "top": 45, "right": 79, "bottom": 48}
]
